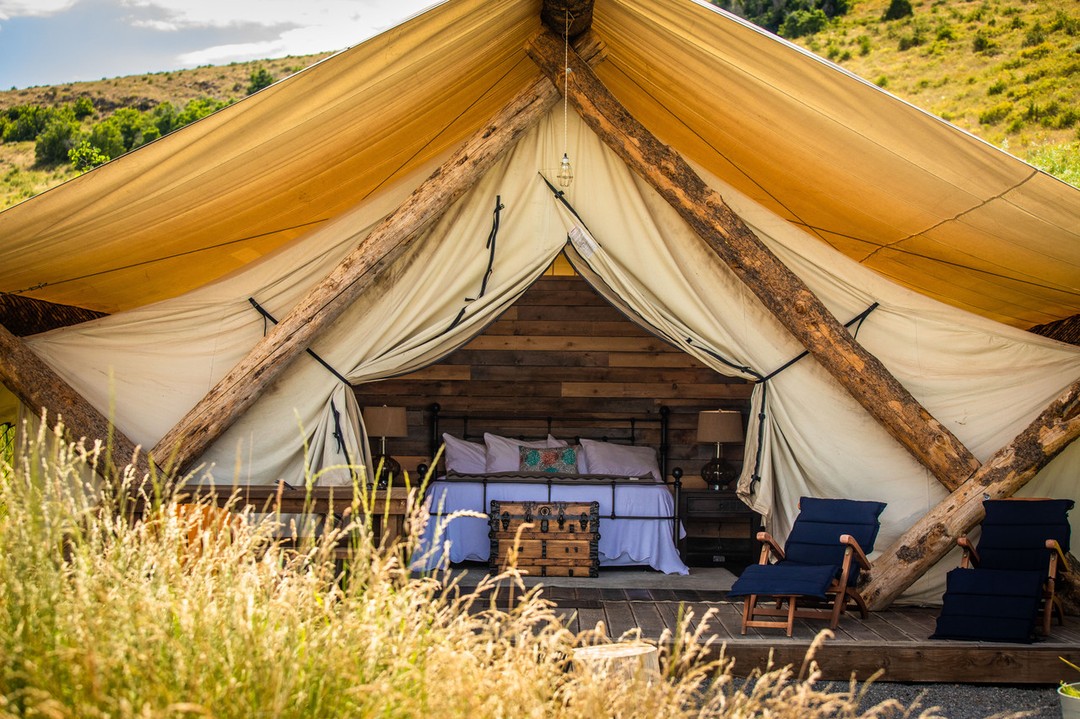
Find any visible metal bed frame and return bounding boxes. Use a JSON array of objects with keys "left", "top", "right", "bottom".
[{"left": 420, "top": 402, "right": 683, "bottom": 548}]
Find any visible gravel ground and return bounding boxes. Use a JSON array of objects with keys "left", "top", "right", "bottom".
[{"left": 853, "top": 681, "right": 1062, "bottom": 719}]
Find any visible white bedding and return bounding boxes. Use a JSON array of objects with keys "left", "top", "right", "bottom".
[{"left": 412, "top": 478, "right": 689, "bottom": 575}]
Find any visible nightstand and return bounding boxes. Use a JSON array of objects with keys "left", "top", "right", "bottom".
[{"left": 679, "top": 489, "right": 760, "bottom": 568}]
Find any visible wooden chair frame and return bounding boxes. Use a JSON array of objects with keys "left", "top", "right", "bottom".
[{"left": 740, "top": 530, "right": 874, "bottom": 637}]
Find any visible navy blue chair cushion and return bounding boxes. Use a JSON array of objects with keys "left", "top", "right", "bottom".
[
  {"left": 728, "top": 563, "right": 838, "bottom": 600},
  {"left": 783, "top": 497, "right": 886, "bottom": 585},
  {"left": 932, "top": 567, "right": 1045, "bottom": 643},
  {"left": 977, "top": 499, "right": 1073, "bottom": 571}
]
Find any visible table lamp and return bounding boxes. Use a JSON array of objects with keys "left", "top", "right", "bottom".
[
  {"left": 363, "top": 405, "right": 408, "bottom": 488},
  {"left": 697, "top": 410, "right": 744, "bottom": 490}
]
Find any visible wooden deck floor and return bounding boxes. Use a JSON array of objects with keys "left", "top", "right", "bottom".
[{"left": 468, "top": 584, "right": 1079, "bottom": 685}]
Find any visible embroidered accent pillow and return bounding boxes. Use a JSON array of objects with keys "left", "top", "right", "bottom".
[{"left": 519, "top": 445, "right": 579, "bottom": 474}]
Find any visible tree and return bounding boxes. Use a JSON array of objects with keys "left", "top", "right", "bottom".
[
  {"left": 780, "top": 8, "right": 829, "bottom": 38},
  {"left": 2, "top": 104, "right": 52, "bottom": 142},
  {"left": 72, "top": 96, "right": 95, "bottom": 120},
  {"left": 87, "top": 120, "right": 125, "bottom": 160},
  {"left": 34, "top": 115, "right": 80, "bottom": 165},
  {"left": 246, "top": 66, "right": 275, "bottom": 95},
  {"left": 883, "top": 0, "right": 913, "bottom": 21}
]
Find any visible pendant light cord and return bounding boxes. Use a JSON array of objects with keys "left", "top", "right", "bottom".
[{"left": 563, "top": 8, "right": 569, "bottom": 157}]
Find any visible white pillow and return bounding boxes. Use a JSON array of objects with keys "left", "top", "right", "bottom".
[
  {"left": 579, "top": 438, "right": 661, "bottom": 481},
  {"left": 442, "top": 433, "right": 486, "bottom": 474},
  {"left": 484, "top": 432, "right": 567, "bottom": 473}
]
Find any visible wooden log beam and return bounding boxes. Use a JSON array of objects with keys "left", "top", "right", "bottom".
[
  {"left": 525, "top": 29, "right": 981, "bottom": 490},
  {"left": 0, "top": 321, "right": 151, "bottom": 480},
  {"left": 863, "top": 378, "right": 1080, "bottom": 610},
  {"left": 151, "top": 37, "right": 606, "bottom": 477},
  {"left": 541, "top": 0, "right": 595, "bottom": 39}
]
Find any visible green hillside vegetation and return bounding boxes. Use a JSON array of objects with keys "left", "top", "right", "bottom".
[
  {"left": 1, "top": 0, "right": 1077, "bottom": 211},
  {"left": 0, "top": 54, "right": 330, "bottom": 209},
  {"left": 787, "top": 0, "right": 1080, "bottom": 184}
]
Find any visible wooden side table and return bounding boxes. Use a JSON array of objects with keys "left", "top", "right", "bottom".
[{"left": 678, "top": 489, "right": 760, "bottom": 568}]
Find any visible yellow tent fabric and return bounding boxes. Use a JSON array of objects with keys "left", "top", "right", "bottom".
[{"left": 0, "top": 0, "right": 1076, "bottom": 327}]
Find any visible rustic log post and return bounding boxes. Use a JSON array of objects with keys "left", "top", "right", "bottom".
[
  {"left": 862, "top": 377, "right": 1080, "bottom": 610},
  {"left": 0, "top": 321, "right": 151, "bottom": 480},
  {"left": 525, "top": 29, "right": 981, "bottom": 490},
  {"left": 151, "top": 38, "right": 606, "bottom": 477}
]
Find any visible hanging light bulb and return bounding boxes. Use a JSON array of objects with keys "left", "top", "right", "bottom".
[
  {"left": 557, "top": 152, "right": 574, "bottom": 187},
  {"left": 556, "top": 8, "right": 574, "bottom": 189}
]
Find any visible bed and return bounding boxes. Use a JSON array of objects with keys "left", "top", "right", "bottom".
[{"left": 411, "top": 404, "right": 689, "bottom": 575}]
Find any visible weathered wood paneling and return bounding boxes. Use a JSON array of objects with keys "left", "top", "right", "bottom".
[{"left": 354, "top": 274, "right": 752, "bottom": 484}]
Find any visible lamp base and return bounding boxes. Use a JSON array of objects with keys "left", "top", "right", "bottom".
[
  {"left": 701, "top": 458, "right": 737, "bottom": 491},
  {"left": 372, "top": 454, "right": 401, "bottom": 489}
]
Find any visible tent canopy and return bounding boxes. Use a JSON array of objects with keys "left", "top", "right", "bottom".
[{"left": 0, "top": 0, "right": 1076, "bottom": 328}]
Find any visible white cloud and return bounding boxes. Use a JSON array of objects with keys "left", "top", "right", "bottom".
[
  {"left": 0, "top": 0, "right": 75, "bottom": 20},
  {"left": 172, "top": 0, "right": 438, "bottom": 66}
]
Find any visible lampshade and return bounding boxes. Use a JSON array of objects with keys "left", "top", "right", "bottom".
[
  {"left": 363, "top": 406, "right": 408, "bottom": 438},
  {"left": 697, "top": 410, "right": 744, "bottom": 444}
]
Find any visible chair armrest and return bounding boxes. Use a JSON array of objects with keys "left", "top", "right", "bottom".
[
  {"left": 840, "top": 534, "right": 873, "bottom": 570},
  {"left": 1047, "top": 539, "right": 1068, "bottom": 567},
  {"left": 957, "top": 535, "right": 980, "bottom": 568},
  {"left": 756, "top": 531, "right": 785, "bottom": 562}
]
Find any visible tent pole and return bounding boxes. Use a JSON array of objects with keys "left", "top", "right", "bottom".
[
  {"left": 525, "top": 28, "right": 981, "bottom": 492},
  {"left": 149, "top": 37, "right": 607, "bottom": 477},
  {"left": 862, "top": 377, "right": 1080, "bottom": 610},
  {"left": 0, "top": 320, "right": 152, "bottom": 482}
]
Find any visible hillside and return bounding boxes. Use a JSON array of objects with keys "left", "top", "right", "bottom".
[
  {"left": 1, "top": 0, "right": 1077, "bottom": 211},
  {"left": 790, "top": 0, "right": 1079, "bottom": 182},
  {"left": 0, "top": 53, "right": 331, "bottom": 209}
]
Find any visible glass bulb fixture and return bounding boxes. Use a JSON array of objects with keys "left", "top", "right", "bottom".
[{"left": 557, "top": 152, "right": 574, "bottom": 188}]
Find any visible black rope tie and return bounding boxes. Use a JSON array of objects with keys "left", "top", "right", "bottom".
[
  {"left": 248, "top": 298, "right": 351, "bottom": 386},
  {"left": 247, "top": 298, "right": 355, "bottom": 463},
  {"left": 760, "top": 302, "right": 880, "bottom": 382},
  {"left": 446, "top": 195, "right": 503, "bottom": 333}
]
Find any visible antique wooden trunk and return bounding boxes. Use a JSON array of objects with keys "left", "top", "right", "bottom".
[{"left": 489, "top": 500, "right": 600, "bottom": 577}]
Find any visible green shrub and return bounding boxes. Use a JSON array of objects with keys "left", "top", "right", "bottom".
[
  {"left": 857, "top": 34, "right": 872, "bottom": 55},
  {"left": 87, "top": 119, "right": 125, "bottom": 159},
  {"left": 988, "top": 79, "right": 1007, "bottom": 95},
  {"left": 33, "top": 115, "right": 80, "bottom": 165},
  {"left": 68, "top": 140, "right": 110, "bottom": 171},
  {"left": 2, "top": 104, "right": 52, "bottom": 142},
  {"left": 246, "top": 66, "right": 276, "bottom": 95},
  {"left": 882, "top": 0, "right": 913, "bottom": 21},
  {"left": 936, "top": 22, "right": 956, "bottom": 41},
  {"left": 1052, "top": 10, "right": 1079, "bottom": 36},
  {"left": 972, "top": 29, "right": 997, "bottom": 54},
  {"left": 779, "top": 9, "right": 829, "bottom": 39},
  {"left": 72, "top": 95, "right": 95, "bottom": 120},
  {"left": 979, "top": 101, "right": 1014, "bottom": 124}
]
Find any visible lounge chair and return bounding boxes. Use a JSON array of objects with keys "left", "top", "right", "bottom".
[
  {"left": 727, "top": 496, "right": 887, "bottom": 636},
  {"left": 932, "top": 497, "right": 1073, "bottom": 643}
]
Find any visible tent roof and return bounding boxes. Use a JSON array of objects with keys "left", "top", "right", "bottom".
[{"left": 0, "top": 0, "right": 1076, "bottom": 328}]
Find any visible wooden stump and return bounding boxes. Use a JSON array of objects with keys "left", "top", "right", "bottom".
[{"left": 572, "top": 643, "right": 660, "bottom": 683}]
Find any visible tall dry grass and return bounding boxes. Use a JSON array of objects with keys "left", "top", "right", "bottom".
[{"left": 0, "top": 421, "right": 936, "bottom": 718}]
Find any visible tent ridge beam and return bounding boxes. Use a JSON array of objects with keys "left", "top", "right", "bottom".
[{"left": 525, "top": 28, "right": 981, "bottom": 490}]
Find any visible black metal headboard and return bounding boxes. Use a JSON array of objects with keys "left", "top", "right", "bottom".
[{"left": 426, "top": 403, "right": 671, "bottom": 480}]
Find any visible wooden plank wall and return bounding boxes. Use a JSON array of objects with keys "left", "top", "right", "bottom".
[{"left": 353, "top": 274, "right": 753, "bottom": 487}]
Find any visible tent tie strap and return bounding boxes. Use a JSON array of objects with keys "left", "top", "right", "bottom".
[
  {"left": 759, "top": 302, "right": 880, "bottom": 382},
  {"left": 447, "top": 195, "right": 503, "bottom": 333},
  {"left": 247, "top": 297, "right": 351, "bottom": 386}
]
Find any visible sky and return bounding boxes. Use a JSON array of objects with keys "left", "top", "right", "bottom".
[{"left": 0, "top": 0, "right": 438, "bottom": 90}]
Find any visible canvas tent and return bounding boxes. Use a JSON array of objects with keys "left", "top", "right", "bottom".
[{"left": 1, "top": 0, "right": 1078, "bottom": 605}]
